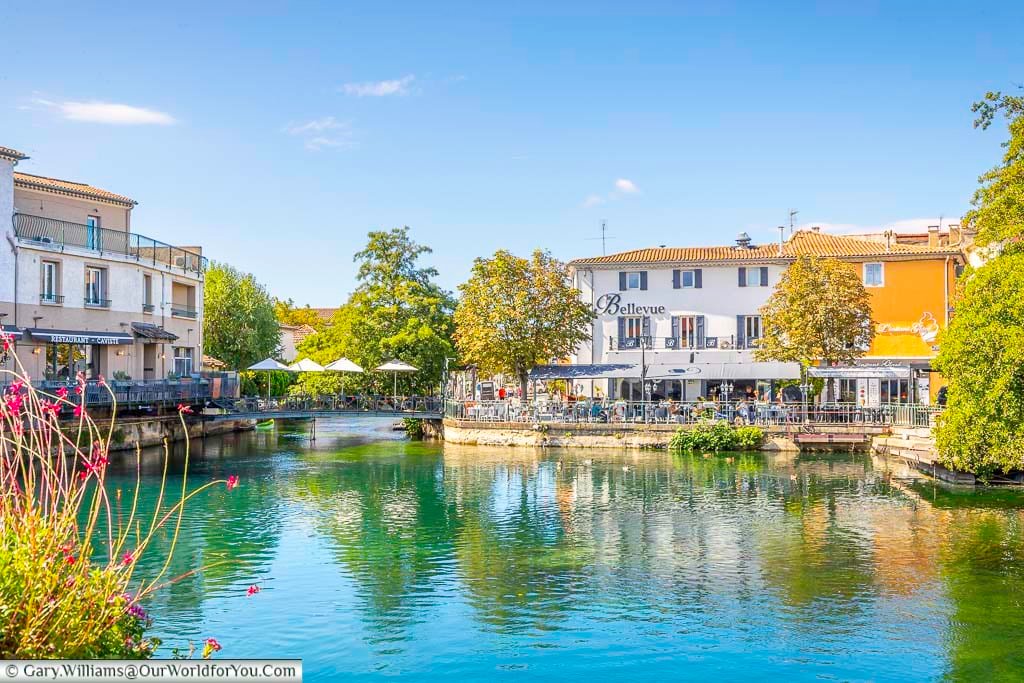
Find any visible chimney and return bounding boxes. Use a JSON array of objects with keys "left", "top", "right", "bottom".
[
  {"left": 949, "top": 223, "right": 961, "bottom": 245},
  {"left": 735, "top": 232, "right": 753, "bottom": 249},
  {"left": 884, "top": 230, "right": 893, "bottom": 252},
  {"left": 811, "top": 226, "right": 821, "bottom": 233},
  {"left": 927, "top": 225, "right": 940, "bottom": 248}
]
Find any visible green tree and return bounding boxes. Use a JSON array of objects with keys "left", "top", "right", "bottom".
[
  {"left": 293, "top": 227, "right": 455, "bottom": 395},
  {"left": 755, "top": 256, "right": 874, "bottom": 399},
  {"left": 274, "top": 298, "right": 323, "bottom": 330},
  {"left": 454, "top": 249, "right": 594, "bottom": 391},
  {"left": 203, "top": 262, "right": 280, "bottom": 370},
  {"left": 965, "top": 87, "right": 1024, "bottom": 247},
  {"left": 934, "top": 246, "right": 1024, "bottom": 477}
]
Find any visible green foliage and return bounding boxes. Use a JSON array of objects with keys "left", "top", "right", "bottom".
[
  {"left": 204, "top": 262, "right": 280, "bottom": 370},
  {"left": 669, "top": 421, "right": 764, "bottom": 452},
  {"left": 756, "top": 256, "right": 874, "bottom": 367},
  {"left": 295, "top": 227, "right": 455, "bottom": 395},
  {"left": 402, "top": 418, "right": 424, "bottom": 439},
  {"left": 274, "top": 298, "right": 324, "bottom": 330},
  {"left": 965, "top": 88, "right": 1024, "bottom": 247},
  {"left": 935, "top": 246, "right": 1024, "bottom": 477},
  {"left": 454, "top": 249, "right": 595, "bottom": 390},
  {"left": 240, "top": 370, "right": 295, "bottom": 398}
]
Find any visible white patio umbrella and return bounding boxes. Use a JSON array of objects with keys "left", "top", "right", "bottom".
[
  {"left": 247, "top": 358, "right": 295, "bottom": 401},
  {"left": 376, "top": 359, "right": 418, "bottom": 404},
  {"left": 325, "top": 357, "right": 364, "bottom": 373},
  {"left": 288, "top": 357, "right": 325, "bottom": 372}
]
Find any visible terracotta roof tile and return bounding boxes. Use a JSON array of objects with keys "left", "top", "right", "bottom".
[
  {"left": 13, "top": 171, "right": 136, "bottom": 207},
  {"left": 570, "top": 230, "right": 963, "bottom": 266},
  {"left": 0, "top": 146, "right": 29, "bottom": 162},
  {"left": 311, "top": 307, "right": 338, "bottom": 323}
]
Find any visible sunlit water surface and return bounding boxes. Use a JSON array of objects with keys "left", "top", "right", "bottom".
[{"left": 104, "top": 418, "right": 1024, "bottom": 681}]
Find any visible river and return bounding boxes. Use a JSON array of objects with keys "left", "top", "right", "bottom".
[{"left": 106, "top": 417, "right": 1024, "bottom": 681}]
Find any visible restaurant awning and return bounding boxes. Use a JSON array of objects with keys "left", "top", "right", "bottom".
[
  {"left": 645, "top": 361, "right": 801, "bottom": 380},
  {"left": 807, "top": 365, "right": 911, "bottom": 379},
  {"left": 26, "top": 328, "right": 134, "bottom": 345},
  {"left": 529, "top": 363, "right": 639, "bottom": 380},
  {"left": 131, "top": 322, "right": 179, "bottom": 342},
  {"left": 1, "top": 325, "right": 23, "bottom": 340}
]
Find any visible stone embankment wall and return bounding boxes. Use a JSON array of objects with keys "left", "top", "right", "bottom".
[
  {"left": 441, "top": 419, "right": 799, "bottom": 451},
  {"left": 871, "top": 426, "right": 975, "bottom": 485},
  {"left": 81, "top": 416, "right": 255, "bottom": 453}
]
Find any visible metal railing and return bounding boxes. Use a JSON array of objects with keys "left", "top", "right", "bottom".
[
  {"left": 445, "top": 399, "right": 944, "bottom": 428},
  {"left": 171, "top": 305, "right": 198, "bottom": 319},
  {"left": 610, "top": 335, "right": 760, "bottom": 351},
  {"left": 232, "top": 394, "right": 443, "bottom": 415},
  {"left": 142, "top": 303, "right": 155, "bottom": 313},
  {"left": 10, "top": 376, "right": 240, "bottom": 410},
  {"left": 13, "top": 213, "right": 208, "bottom": 275},
  {"left": 84, "top": 297, "right": 111, "bottom": 308},
  {"left": 40, "top": 294, "right": 64, "bottom": 304}
]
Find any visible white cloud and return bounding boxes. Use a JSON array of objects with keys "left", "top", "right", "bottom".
[
  {"left": 283, "top": 116, "right": 355, "bottom": 151},
  {"left": 341, "top": 75, "right": 415, "bottom": 97},
  {"left": 34, "top": 98, "right": 175, "bottom": 125},
  {"left": 582, "top": 178, "right": 640, "bottom": 208},
  {"left": 614, "top": 178, "right": 639, "bottom": 194},
  {"left": 797, "top": 217, "right": 959, "bottom": 234}
]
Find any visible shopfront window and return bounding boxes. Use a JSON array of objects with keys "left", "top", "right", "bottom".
[
  {"left": 45, "top": 343, "right": 100, "bottom": 380},
  {"left": 880, "top": 379, "right": 910, "bottom": 404},
  {"left": 839, "top": 379, "right": 857, "bottom": 403}
]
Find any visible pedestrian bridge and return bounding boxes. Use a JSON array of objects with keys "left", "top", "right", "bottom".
[{"left": 202, "top": 395, "right": 443, "bottom": 421}]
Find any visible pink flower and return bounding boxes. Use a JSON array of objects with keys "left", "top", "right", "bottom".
[
  {"left": 201, "top": 637, "right": 222, "bottom": 658},
  {"left": 98, "top": 374, "right": 106, "bottom": 387},
  {"left": 246, "top": 584, "right": 261, "bottom": 597},
  {"left": 74, "top": 404, "right": 85, "bottom": 418},
  {"left": 55, "top": 386, "right": 68, "bottom": 400},
  {"left": 75, "top": 385, "right": 84, "bottom": 395},
  {"left": 66, "top": 555, "right": 77, "bottom": 565},
  {"left": 226, "top": 475, "right": 239, "bottom": 491},
  {"left": 122, "top": 552, "right": 134, "bottom": 566},
  {"left": 178, "top": 403, "right": 193, "bottom": 414}
]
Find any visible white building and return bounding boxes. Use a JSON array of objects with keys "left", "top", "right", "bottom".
[
  {"left": 0, "top": 144, "right": 205, "bottom": 383},
  {"left": 566, "top": 232, "right": 798, "bottom": 401}
]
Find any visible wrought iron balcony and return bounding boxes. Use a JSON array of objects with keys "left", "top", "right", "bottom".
[
  {"left": 13, "top": 213, "right": 207, "bottom": 275},
  {"left": 84, "top": 297, "right": 111, "bottom": 308},
  {"left": 609, "top": 335, "right": 757, "bottom": 350},
  {"left": 142, "top": 303, "right": 155, "bottom": 313},
  {"left": 40, "top": 293, "right": 64, "bottom": 304}
]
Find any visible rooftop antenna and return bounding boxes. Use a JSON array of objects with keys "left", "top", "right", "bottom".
[
  {"left": 789, "top": 209, "right": 799, "bottom": 235},
  {"left": 585, "top": 219, "right": 617, "bottom": 255}
]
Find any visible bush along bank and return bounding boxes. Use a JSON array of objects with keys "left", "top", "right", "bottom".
[{"left": 668, "top": 421, "right": 766, "bottom": 452}]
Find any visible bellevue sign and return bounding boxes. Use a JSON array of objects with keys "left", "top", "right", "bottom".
[{"left": 594, "top": 293, "right": 666, "bottom": 317}]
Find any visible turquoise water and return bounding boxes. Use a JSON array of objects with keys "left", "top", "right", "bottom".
[{"left": 107, "top": 418, "right": 1024, "bottom": 681}]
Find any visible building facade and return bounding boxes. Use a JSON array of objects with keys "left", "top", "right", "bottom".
[
  {"left": 568, "top": 229, "right": 965, "bottom": 405},
  {"left": 0, "top": 145, "right": 205, "bottom": 383}
]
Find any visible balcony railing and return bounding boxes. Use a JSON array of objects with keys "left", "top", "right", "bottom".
[
  {"left": 40, "top": 293, "right": 64, "bottom": 304},
  {"left": 13, "top": 213, "right": 207, "bottom": 275},
  {"left": 142, "top": 303, "right": 155, "bottom": 313},
  {"left": 610, "top": 335, "right": 761, "bottom": 351},
  {"left": 171, "top": 305, "right": 198, "bottom": 319},
  {"left": 84, "top": 297, "right": 111, "bottom": 308},
  {"left": 19, "top": 375, "right": 241, "bottom": 409}
]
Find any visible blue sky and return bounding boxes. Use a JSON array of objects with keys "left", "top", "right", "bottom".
[{"left": 2, "top": 1, "right": 1021, "bottom": 305}]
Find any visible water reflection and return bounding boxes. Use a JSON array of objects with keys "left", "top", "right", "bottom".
[{"left": 102, "top": 419, "right": 1024, "bottom": 681}]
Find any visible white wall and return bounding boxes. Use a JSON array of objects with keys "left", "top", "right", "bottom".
[
  {"left": 0, "top": 159, "right": 15, "bottom": 308},
  {"left": 573, "top": 263, "right": 786, "bottom": 366}
]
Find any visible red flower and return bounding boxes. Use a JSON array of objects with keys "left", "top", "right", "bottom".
[
  {"left": 66, "top": 555, "right": 77, "bottom": 565},
  {"left": 98, "top": 374, "right": 107, "bottom": 387},
  {"left": 226, "top": 475, "right": 239, "bottom": 491},
  {"left": 247, "top": 584, "right": 261, "bottom": 597},
  {"left": 178, "top": 403, "right": 194, "bottom": 414},
  {"left": 55, "top": 386, "right": 68, "bottom": 400},
  {"left": 122, "top": 552, "right": 134, "bottom": 565},
  {"left": 74, "top": 404, "right": 85, "bottom": 418},
  {"left": 204, "top": 637, "right": 222, "bottom": 652}
]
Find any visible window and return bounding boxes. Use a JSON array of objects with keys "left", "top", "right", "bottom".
[
  {"left": 625, "top": 317, "right": 643, "bottom": 338},
  {"left": 173, "top": 347, "right": 194, "bottom": 376},
  {"left": 880, "top": 379, "right": 910, "bottom": 404},
  {"left": 864, "top": 262, "right": 884, "bottom": 287},
  {"left": 740, "top": 266, "right": 768, "bottom": 287},
  {"left": 143, "top": 274, "right": 154, "bottom": 312},
  {"left": 839, "top": 379, "right": 857, "bottom": 403},
  {"left": 86, "top": 215, "right": 101, "bottom": 250},
  {"left": 626, "top": 272, "right": 642, "bottom": 290},
  {"left": 41, "top": 261, "right": 60, "bottom": 304},
  {"left": 744, "top": 315, "right": 762, "bottom": 344},
  {"left": 677, "top": 315, "right": 697, "bottom": 348},
  {"left": 680, "top": 270, "right": 695, "bottom": 288},
  {"left": 84, "top": 267, "right": 107, "bottom": 306}
]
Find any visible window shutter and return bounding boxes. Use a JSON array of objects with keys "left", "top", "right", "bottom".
[
  {"left": 736, "top": 315, "right": 746, "bottom": 349},
  {"left": 640, "top": 271, "right": 648, "bottom": 291},
  {"left": 617, "top": 317, "right": 626, "bottom": 343},
  {"left": 696, "top": 316, "right": 706, "bottom": 349},
  {"left": 672, "top": 270, "right": 680, "bottom": 289},
  {"left": 759, "top": 266, "right": 769, "bottom": 287},
  {"left": 619, "top": 272, "right": 627, "bottom": 291},
  {"left": 671, "top": 316, "right": 680, "bottom": 340},
  {"left": 694, "top": 269, "right": 702, "bottom": 289},
  {"left": 738, "top": 268, "right": 746, "bottom": 287}
]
